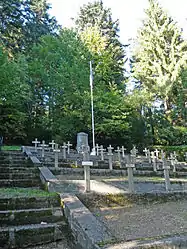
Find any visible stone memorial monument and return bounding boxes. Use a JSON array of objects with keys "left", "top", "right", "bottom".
[{"left": 76, "top": 132, "right": 90, "bottom": 154}]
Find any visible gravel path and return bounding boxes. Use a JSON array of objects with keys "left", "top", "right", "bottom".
[{"left": 92, "top": 200, "right": 187, "bottom": 241}]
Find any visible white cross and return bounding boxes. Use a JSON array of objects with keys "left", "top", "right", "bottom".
[
  {"left": 115, "top": 146, "right": 122, "bottom": 167},
  {"left": 99, "top": 145, "right": 106, "bottom": 161},
  {"left": 143, "top": 148, "right": 148, "bottom": 158},
  {"left": 185, "top": 152, "right": 187, "bottom": 161},
  {"left": 53, "top": 143, "right": 60, "bottom": 168},
  {"left": 67, "top": 141, "right": 72, "bottom": 154},
  {"left": 147, "top": 149, "right": 151, "bottom": 164},
  {"left": 107, "top": 145, "right": 114, "bottom": 155},
  {"left": 170, "top": 153, "right": 177, "bottom": 173},
  {"left": 121, "top": 146, "right": 126, "bottom": 158},
  {"left": 161, "top": 150, "right": 166, "bottom": 161},
  {"left": 61, "top": 142, "right": 67, "bottom": 159},
  {"left": 49, "top": 140, "right": 55, "bottom": 150},
  {"left": 154, "top": 149, "right": 159, "bottom": 160},
  {"left": 32, "top": 138, "right": 40, "bottom": 152},
  {"left": 95, "top": 143, "right": 100, "bottom": 156},
  {"left": 151, "top": 151, "right": 157, "bottom": 172},
  {"left": 39, "top": 140, "right": 48, "bottom": 158}
]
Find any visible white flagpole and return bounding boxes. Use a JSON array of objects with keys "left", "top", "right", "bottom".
[{"left": 90, "top": 61, "right": 96, "bottom": 155}]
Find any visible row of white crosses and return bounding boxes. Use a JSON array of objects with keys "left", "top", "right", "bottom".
[
  {"left": 143, "top": 147, "right": 180, "bottom": 173},
  {"left": 32, "top": 138, "right": 72, "bottom": 159}
]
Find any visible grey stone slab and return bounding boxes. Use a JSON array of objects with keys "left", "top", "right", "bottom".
[{"left": 61, "top": 194, "right": 113, "bottom": 249}]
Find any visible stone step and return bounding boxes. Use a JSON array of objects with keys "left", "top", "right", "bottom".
[
  {"left": 0, "top": 159, "right": 30, "bottom": 164},
  {"left": 0, "top": 162, "right": 35, "bottom": 167},
  {"left": 0, "top": 195, "right": 60, "bottom": 210},
  {"left": 0, "top": 179, "right": 41, "bottom": 188},
  {"left": 0, "top": 221, "right": 67, "bottom": 248},
  {"left": 0, "top": 207, "right": 64, "bottom": 226},
  {"left": 0, "top": 173, "right": 39, "bottom": 180},
  {"left": 0, "top": 167, "right": 39, "bottom": 173}
]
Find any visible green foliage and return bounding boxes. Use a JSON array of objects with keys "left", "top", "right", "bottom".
[
  {"left": 76, "top": 0, "right": 127, "bottom": 86},
  {"left": 132, "top": 0, "right": 187, "bottom": 112},
  {"left": 27, "top": 29, "right": 91, "bottom": 142},
  {"left": 0, "top": 46, "right": 30, "bottom": 142},
  {"left": 0, "top": 0, "right": 59, "bottom": 53}
]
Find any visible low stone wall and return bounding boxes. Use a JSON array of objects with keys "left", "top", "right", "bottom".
[{"left": 60, "top": 193, "right": 113, "bottom": 249}]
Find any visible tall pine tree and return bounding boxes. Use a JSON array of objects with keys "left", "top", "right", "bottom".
[
  {"left": 75, "top": 0, "right": 127, "bottom": 87},
  {"left": 132, "top": 0, "right": 187, "bottom": 112}
]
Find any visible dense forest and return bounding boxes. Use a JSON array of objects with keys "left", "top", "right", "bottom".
[{"left": 0, "top": 0, "right": 186, "bottom": 149}]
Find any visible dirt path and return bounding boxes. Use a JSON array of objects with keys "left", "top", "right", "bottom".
[{"left": 92, "top": 200, "right": 187, "bottom": 241}]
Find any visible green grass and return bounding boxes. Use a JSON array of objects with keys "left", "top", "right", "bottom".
[
  {"left": 1, "top": 145, "right": 21, "bottom": 151},
  {"left": 0, "top": 188, "right": 58, "bottom": 198}
]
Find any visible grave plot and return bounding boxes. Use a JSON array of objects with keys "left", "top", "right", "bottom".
[{"left": 78, "top": 192, "right": 187, "bottom": 246}]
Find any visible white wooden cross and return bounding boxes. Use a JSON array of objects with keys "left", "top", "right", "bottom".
[
  {"left": 162, "top": 158, "right": 171, "bottom": 191},
  {"left": 99, "top": 145, "right": 106, "bottom": 161},
  {"left": 95, "top": 143, "right": 100, "bottom": 156},
  {"left": 107, "top": 145, "right": 114, "bottom": 170},
  {"left": 151, "top": 151, "right": 157, "bottom": 172},
  {"left": 107, "top": 144, "right": 114, "bottom": 154},
  {"left": 143, "top": 148, "right": 148, "bottom": 158},
  {"left": 121, "top": 146, "right": 126, "bottom": 158},
  {"left": 130, "top": 146, "right": 137, "bottom": 164},
  {"left": 61, "top": 142, "right": 67, "bottom": 159},
  {"left": 185, "top": 152, "right": 187, "bottom": 162},
  {"left": 147, "top": 149, "right": 151, "bottom": 164},
  {"left": 67, "top": 141, "right": 72, "bottom": 155},
  {"left": 170, "top": 153, "right": 177, "bottom": 173},
  {"left": 161, "top": 150, "right": 166, "bottom": 162},
  {"left": 49, "top": 140, "right": 55, "bottom": 150},
  {"left": 115, "top": 146, "right": 121, "bottom": 168},
  {"left": 39, "top": 140, "right": 48, "bottom": 158},
  {"left": 154, "top": 149, "right": 159, "bottom": 160},
  {"left": 53, "top": 143, "right": 60, "bottom": 168},
  {"left": 126, "top": 163, "right": 135, "bottom": 193},
  {"left": 32, "top": 138, "right": 40, "bottom": 152}
]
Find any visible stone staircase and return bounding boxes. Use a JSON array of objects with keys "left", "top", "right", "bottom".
[
  {"left": 0, "top": 192, "right": 67, "bottom": 248},
  {"left": 0, "top": 151, "right": 41, "bottom": 187},
  {"left": 0, "top": 151, "right": 69, "bottom": 248}
]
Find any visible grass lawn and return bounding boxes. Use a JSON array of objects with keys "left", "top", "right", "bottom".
[
  {"left": 0, "top": 188, "right": 58, "bottom": 198},
  {"left": 1, "top": 145, "right": 21, "bottom": 151}
]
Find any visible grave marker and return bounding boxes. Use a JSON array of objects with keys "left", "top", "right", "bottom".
[
  {"left": 61, "top": 142, "right": 67, "bottom": 159},
  {"left": 67, "top": 141, "right": 72, "bottom": 155},
  {"left": 82, "top": 161, "right": 93, "bottom": 192},
  {"left": 170, "top": 153, "right": 176, "bottom": 173},
  {"left": 130, "top": 147, "right": 137, "bottom": 164},
  {"left": 39, "top": 140, "right": 48, "bottom": 158},
  {"left": 115, "top": 146, "right": 121, "bottom": 168},
  {"left": 154, "top": 149, "right": 159, "bottom": 160},
  {"left": 126, "top": 163, "right": 135, "bottom": 193},
  {"left": 107, "top": 145, "right": 114, "bottom": 170},
  {"left": 162, "top": 158, "right": 171, "bottom": 192},
  {"left": 151, "top": 151, "right": 157, "bottom": 172},
  {"left": 32, "top": 138, "right": 40, "bottom": 152},
  {"left": 185, "top": 152, "right": 187, "bottom": 162},
  {"left": 53, "top": 143, "right": 60, "bottom": 168},
  {"left": 95, "top": 143, "right": 100, "bottom": 156},
  {"left": 121, "top": 146, "right": 126, "bottom": 158},
  {"left": 143, "top": 148, "right": 148, "bottom": 158},
  {"left": 49, "top": 140, "right": 55, "bottom": 150},
  {"left": 99, "top": 145, "right": 106, "bottom": 161},
  {"left": 147, "top": 149, "right": 151, "bottom": 164}
]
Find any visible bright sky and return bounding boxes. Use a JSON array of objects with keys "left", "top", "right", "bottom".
[{"left": 48, "top": 0, "right": 187, "bottom": 44}]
